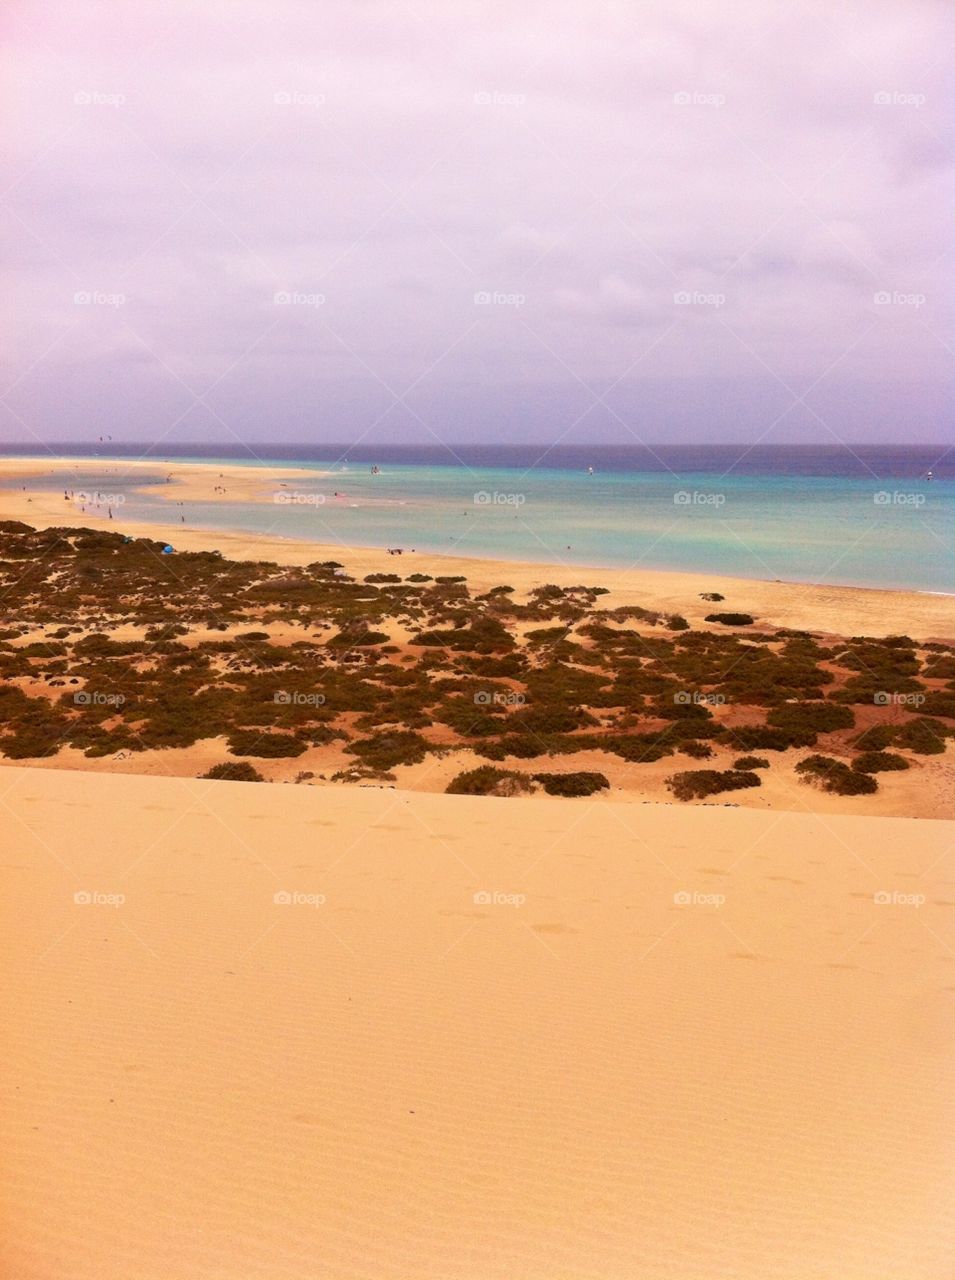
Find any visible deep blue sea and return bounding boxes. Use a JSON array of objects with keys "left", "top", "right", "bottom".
[{"left": 5, "top": 445, "right": 953, "bottom": 592}]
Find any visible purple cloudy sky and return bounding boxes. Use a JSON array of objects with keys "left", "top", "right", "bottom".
[{"left": 2, "top": 0, "right": 952, "bottom": 450}]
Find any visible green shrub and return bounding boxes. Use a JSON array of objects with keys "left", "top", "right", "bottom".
[
  {"left": 733, "top": 755, "right": 769, "bottom": 770},
  {"left": 917, "top": 691, "right": 955, "bottom": 719},
  {"left": 666, "top": 769, "right": 761, "bottom": 801},
  {"left": 346, "top": 730, "right": 431, "bottom": 769},
  {"left": 766, "top": 701, "right": 855, "bottom": 734},
  {"left": 795, "top": 755, "right": 877, "bottom": 795},
  {"left": 19, "top": 641, "right": 68, "bottom": 658},
  {"left": 327, "top": 629, "right": 390, "bottom": 648},
  {"left": 145, "top": 623, "right": 190, "bottom": 641},
  {"left": 729, "top": 725, "right": 815, "bottom": 750},
  {"left": 203, "top": 761, "right": 265, "bottom": 781},
  {"left": 227, "top": 731, "right": 306, "bottom": 758},
  {"left": 446, "top": 766, "right": 532, "bottom": 796},
  {"left": 894, "top": 717, "right": 950, "bottom": 755},
  {"left": 852, "top": 751, "right": 910, "bottom": 774},
  {"left": 510, "top": 705, "right": 597, "bottom": 735},
  {"left": 853, "top": 725, "right": 896, "bottom": 751},
  {"left": 705, "top": 612, "right": 754, "bottom": 626},
  {"left": 606, "top": 734, "right": 675, "bottom": 763},
  {"left": 681, "top": 740, "right": 713, "bottom": 759},
  {"left": 475, "top": 735, "right": 547, "bottom": 760},
  {"left": 532, "top": 771, "right": 610, "bottom": 797},
  {"left": 525, "top": 626, "right": 571, "bottom": 643},
  {"left": 0, "top": 729, "right": 65, "bottom": 759}
]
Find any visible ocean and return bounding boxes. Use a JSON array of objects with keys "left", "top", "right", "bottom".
[{"left": 5, "top": 445, "right": 953, "bottom": 592}]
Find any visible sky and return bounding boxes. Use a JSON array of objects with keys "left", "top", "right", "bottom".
[{"left": 2, "top": 0, "right": 953, "bottom": 451}]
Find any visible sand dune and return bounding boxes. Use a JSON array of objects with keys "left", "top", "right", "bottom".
[{"left": 2, "top": 766, "right": 953, "bottom": 1278}]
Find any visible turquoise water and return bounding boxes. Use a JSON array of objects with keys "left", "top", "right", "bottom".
[{"left": 9, "top": 459, "right": 954, "bottom": 592}]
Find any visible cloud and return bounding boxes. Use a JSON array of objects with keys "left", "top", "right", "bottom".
[
  {"left": 555, "top": 276, "right": 661, "bottom": 326},
  {"left": 1, "top": 0, "right": 952, "bottom": 442}
]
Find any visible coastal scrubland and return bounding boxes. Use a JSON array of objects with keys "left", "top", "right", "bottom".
[{"left": 2, "top": 520, "right": 953, "bottom": 813}]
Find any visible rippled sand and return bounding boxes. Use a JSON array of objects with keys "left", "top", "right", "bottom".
[{"left": 2, "top": 766, "right": 953, "bottom": 1278}]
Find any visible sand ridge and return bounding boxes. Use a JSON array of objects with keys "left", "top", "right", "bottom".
[{"left": 2, "top": 765, "right": 953, "bottom": 1278}]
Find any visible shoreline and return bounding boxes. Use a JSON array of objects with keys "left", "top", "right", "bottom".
[{"left": 3, "top": 454, "right": 954, "bottom": 639}]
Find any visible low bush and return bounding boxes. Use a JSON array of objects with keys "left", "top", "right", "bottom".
[
  {"left": 852, "top": 751, "right": 910, "bottom": 774},
  {"left": 475, "top": 735, "right": 547, "bottom": 760},
  {"left": 729, "top": 725, "right": 816, "bottom": 751},
  {"left": 346, "top": 729, "right": 432, "bottom": 769},
  {"left": 795, "top": 754, "right": 877, "bottom": 795},
  {"left": 733, "top": 755, "right": 770, "bottom": 770},
  {"left": 203, "top": 761, "right": 265, "bottom": 781},
  {"left": 704, "top": 612, "right": 754, "bottom": 626},
  {"left": 666, "top": 769, "right": 761, "bottom": 801},
  {"left": 917, "top": 691, "right": 955, "bottom": 719},
  {"left": 894, "top": 717, "right": 950, "bottom": 755},
  {"left": 532, "top": 771, "right": 610, "bottom": 797},
  {"left": 853, "top": 725, "right": 896, "bottom": 751},
  {"left": 766, "top": 701, "right": 855, "bottom": 734},
  {"left": 446, "top": 766, "right": 533, "bottom": 796},
  {"left": 227, "top": 731, "right": 306, "bottom": 758}
]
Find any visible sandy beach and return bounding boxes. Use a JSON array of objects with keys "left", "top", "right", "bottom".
[
  {"left": 2, "top": 765, "right": 953, "bottom": 1279},
  {"left": 4, "top": 455, "right": 954, "bottom": 641}
]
